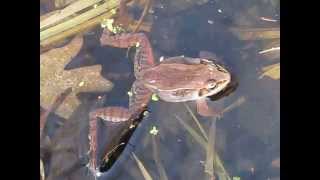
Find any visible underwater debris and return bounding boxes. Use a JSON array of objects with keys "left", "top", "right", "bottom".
[
  {"left": 229, "top": 27, "right": 279, "bottom": 40},
  {"left": 132, "top": 152, "right": 153, "bottom": 180},
  {"left": 40, "top": 36, "right": 113, "bottom": 119},
  {"left": 259, "top": 63, "right": 280, "bottom": 80},
  {"left": 151, "top": 136, "right": 169, "bottom": 180},
  {"left": 40, "top": 87, "right": 72, "bottom": 138}
]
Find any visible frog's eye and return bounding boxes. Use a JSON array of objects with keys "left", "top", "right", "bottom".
[{"left": 206, "top": 79, "right": 217, "bottom": 89}]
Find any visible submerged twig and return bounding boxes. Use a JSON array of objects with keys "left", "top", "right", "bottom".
[
  {"left": 132, "top": 152, "right": 153, "bottom": 180},
  {"left": 133, "top": 0, "right": 153, "bottom": 32},
  {"left": 174, "top": 115, "right": 208, "bottom": 149},
  {"left": 183, "top": 103, "right": 208, "bottom": 141},
  {"left": 40, "top": 87, "right": 72, "bottom": 137},
  {"left": 259, "top": 47, "right": 280, "bottom": 54},
  {"left": 229, "top": 27, "right": 279, "bottom": 40},
  {"left": 205, "top": 119, "right": 217, "bottom": 179},
  {"left": 151, "top": 136, "right": 168, "bottom": 180},
  {"left": 222, "top": 96, "right": 246, "bottom": 114},
  {"left": 174, "top": 113, "right": 231, "bottom": 180}
]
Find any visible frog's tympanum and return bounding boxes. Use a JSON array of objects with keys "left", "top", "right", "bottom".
[{"left": 88, "top": 30, "right": 232, "bottom": 173}]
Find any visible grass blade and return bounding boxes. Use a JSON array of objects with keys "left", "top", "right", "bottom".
[
  {"left": 183, "top": 103, "right": 208, "bottom": 141},
  {"left": 151, "top": 136, "right": 168, "bottom": 180},
  {"left": 204, "top": 120, "right": 216, "bottom": 178},
  {"left": 174, "top": 114, "right": 207, "bottom": 149},
  {"left": 222, "top": 96, "right": 246, "bottom": 114},
  {"left": 40, "top": 0, "right": 103, "bottom": 30},
  {"left": 132, "top": 152, "right": 153, "bottom": 180}
]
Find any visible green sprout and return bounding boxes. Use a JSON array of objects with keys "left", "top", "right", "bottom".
[
  {"left": 232, "top": 176, "right": 241, "bottom": 180},
  {"left": 151, "top": 94, "right": 159, "bottom": 101},
  {"left": 100, "top": 18, "right": 125, "bottom": 33}
]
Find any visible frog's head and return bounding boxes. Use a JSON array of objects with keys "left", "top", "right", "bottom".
[{"left": 198, "top": 59, "right": 231, "bottom": 98}]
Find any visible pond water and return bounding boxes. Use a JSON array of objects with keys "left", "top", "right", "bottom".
[{"left": 40, "top": 0, "right": 280, "bottom": 180}]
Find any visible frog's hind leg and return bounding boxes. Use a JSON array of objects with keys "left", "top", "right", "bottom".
[
  {"left": 88, "top": 81, "right": 151, "bottom": 175},
  {"left": 129, "top": 81, "right": 152, "bottom": 116},
  {"left": 196, "top": 98, "right": 222, "bottom": 117},
  {"left": 88, "top": 106, "right": 131, "bottom": 175},
  {"left": 100, "top": 31, "right": 155, "bottom": 77}
]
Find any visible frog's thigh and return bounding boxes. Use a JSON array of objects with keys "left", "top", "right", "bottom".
[
  {"left": 161, "top": 56, "right": 201, "bottom": 65},
  {"left": 196, "top": 98, "right": 222, "bottom": 117},
  {"left": 129, "top": 81, "right": 152, "bottom": 110}
]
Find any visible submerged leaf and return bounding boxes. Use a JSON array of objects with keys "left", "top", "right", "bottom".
[
  {"left": 259, "top": 63, "right": 280, "bottom": 80},
  {"left": 40, "top": 36, "right": 113, "bottom": 119}
]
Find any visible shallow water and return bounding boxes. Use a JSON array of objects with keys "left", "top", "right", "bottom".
[{"left": 41, "top": 0, "right": 279, "bottom": 179}]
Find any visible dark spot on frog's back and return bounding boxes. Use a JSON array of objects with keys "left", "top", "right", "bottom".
[{"left": 173, "top": 89, "right": 193, "bottom": 97}]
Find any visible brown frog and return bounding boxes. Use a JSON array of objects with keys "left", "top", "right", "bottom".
[{"left": 88, "top": 30, "right": 232, "bottom": 173}]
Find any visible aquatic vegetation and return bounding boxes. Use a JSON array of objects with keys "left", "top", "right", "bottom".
[
  {"left": 259, "top": 63, "right": 280, "bottom": 80},
  {"left": 39, "top": 0, "right": 279, "bottom": 179},
  {"left": 151, "top": 136, "right": 169, "bottom": 180},
  {"left": 40, "top": 0, "right": 152, "bottom": 51},
  {"left": 132, "top": 152, "right": 153, "bottom": 180}
]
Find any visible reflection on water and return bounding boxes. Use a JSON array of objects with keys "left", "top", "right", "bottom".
[{"left": 41, "top": 0, "right": 279, "bottom": 179}]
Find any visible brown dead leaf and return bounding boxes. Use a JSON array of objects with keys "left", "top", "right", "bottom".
[{"left": 40, "top": 36, "right": 113, "bottom": 119}]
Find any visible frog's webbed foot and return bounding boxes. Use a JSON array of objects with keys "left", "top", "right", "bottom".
[
  {"left": 88, "top": 106, "right": 131, "bottom": 174},
  {"left": 196, "top": 98, "right": 222, "bottom": 118}
]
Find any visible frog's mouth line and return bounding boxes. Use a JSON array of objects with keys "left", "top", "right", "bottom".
[{"left": 199, "top": 80, "right": 229, "bottom": 97}]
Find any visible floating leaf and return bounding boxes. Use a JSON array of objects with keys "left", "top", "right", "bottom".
[{"left": 259, "top": 63, "right": 280, "bottom": 80}]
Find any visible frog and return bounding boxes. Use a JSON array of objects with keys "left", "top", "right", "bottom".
[{"left": 87, "top": 28, "right": 233, "bottom": 174}]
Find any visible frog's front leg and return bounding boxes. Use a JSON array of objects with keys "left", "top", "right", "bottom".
[
  {"left": 88, "top": 106, "right": 131, "bottom": 174},
  {"left": 196, "top": 98, "right": 223, "bottom": 118},
  {"left": 100, "top": 30, "right": 155, "bottom": 77}
]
